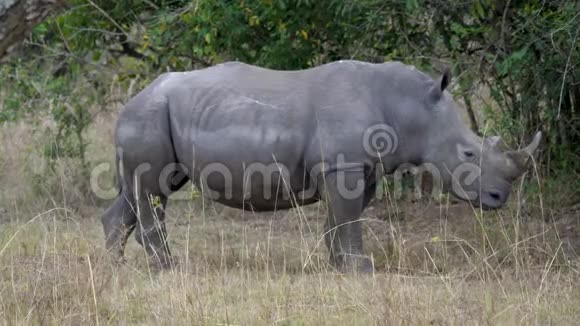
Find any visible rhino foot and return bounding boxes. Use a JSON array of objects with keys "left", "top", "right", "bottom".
[
  {"left": 332, "top": 253, "right": 374, "bottom": 274},
  {"left": 146, "top": 254, "right": 179, "bottom": 272},
  {"left": 113, "top": 256, "right": 127, "bottom": 267}
]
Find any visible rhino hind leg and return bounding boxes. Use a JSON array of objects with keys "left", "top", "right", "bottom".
[
  {"left": 319, "top": 170, "right": 373, "bottom": 273},
  {"left": 126, "top": 159, "right": 185, "bottom": 269},
  {"left": 121, "top": 163, "right": 180, "bottom": 270},
  {"left": 109, "top": 101, "right": 183, "bottom": 269},
  {"left": 133, "top": 194, "right": 175, "bottom": 269},
  {"left": 101, "top": 191, "right": 137, "bottom": 264}
]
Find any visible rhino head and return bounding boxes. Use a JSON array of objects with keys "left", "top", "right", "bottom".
[{"left": 420, "top": 69, "right": 541, "bottom": 210}]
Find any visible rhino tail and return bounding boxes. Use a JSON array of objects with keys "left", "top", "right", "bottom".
[{"left": 115, "top": 149, "right": 123, "bottom": 195}]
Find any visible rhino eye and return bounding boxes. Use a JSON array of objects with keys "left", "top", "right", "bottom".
[{"left": 456, "top": 144, "right": 477, "bottom": 161}]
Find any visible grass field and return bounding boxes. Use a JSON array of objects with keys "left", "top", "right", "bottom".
[{"left": 1, "top": 114, "right": 579, "bottom": 325}]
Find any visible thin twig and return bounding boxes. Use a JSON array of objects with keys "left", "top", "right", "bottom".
[{"left": 556, "top": 27, "right": 578, "bottom": 120}]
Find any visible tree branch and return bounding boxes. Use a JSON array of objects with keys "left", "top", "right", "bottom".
[{"left": 0, "top": 0, "right": 67, "bottom": 62}]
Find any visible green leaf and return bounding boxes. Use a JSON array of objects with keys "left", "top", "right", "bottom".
[
  {"left": 91, "top": 51, "right": 101, "bottom": 62},
  {"left": 406, "top": 0, "right": 418, "bottom": 12}
]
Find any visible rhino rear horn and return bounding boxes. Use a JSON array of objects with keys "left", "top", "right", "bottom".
[
  {"left": 429, "top": 67, "right": 452, "bottom": 101},
  {"left": 507, "top": 131, "right": 542, "bottom": 170}
]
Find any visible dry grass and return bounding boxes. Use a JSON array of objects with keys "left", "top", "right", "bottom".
[
  {"left": 1, "top": 114, "right": 579, "bottom": 325},
  {"left": 0, "top": 203, "right": 579, "bottom": 325}
]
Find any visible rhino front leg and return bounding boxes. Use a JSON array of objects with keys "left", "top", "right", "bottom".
[
  {"left": 319, "top": 169, "right": 373, "bottom": 273},
  {"left": 134, "top": 194, "right": 174, "bottom": 269}
]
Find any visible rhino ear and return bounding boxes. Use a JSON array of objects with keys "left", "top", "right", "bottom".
[
  {"left": 507, "top": 131, "right": 542, "bottom": 172},
  {"left": 429, "top": 67, "right": 452, "bottom": 101}
]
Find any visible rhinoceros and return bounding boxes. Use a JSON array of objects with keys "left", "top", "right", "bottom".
[{"left": 101, "top": 60, "right": 541, "bottom": 272}]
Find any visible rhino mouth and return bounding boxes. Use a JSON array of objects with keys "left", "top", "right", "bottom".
[
  {"left": 449, "top": 188, "right": 507, "bottom": 210},
  {"left": 470, "top": 189, "right": 507, "bottom": 210},
  {"left": 479, "top": 202, "right": 503, "bottom": 211}
]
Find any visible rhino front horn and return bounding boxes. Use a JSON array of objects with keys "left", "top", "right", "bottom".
[{"left": 508, "top": 131, "right": 542, "bottom": 170}]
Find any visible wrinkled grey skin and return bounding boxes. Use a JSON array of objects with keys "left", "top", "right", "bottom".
[{"left": 101, "top": 60, "right": 541, "bottom": 272}]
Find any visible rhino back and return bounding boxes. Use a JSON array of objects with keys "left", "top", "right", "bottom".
[{"left": 161, "top": 61, "right": 386, "bottom": 166}]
